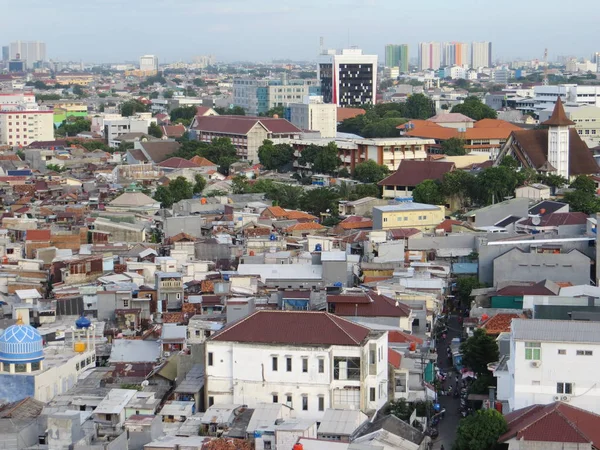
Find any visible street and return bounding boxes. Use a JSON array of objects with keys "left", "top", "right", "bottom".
[{"left": 431, "top": 313, "right": 462, "bottom": 450}]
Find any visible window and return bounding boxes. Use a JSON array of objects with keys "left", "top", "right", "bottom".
[
  {"left": 369, "top": 350, "right": 376, "bottom": 365},
  {"left": 318, "top": 396, "right": 325, "bottom": 411},
  {"left": 302, "top": 396, "right": 308, "bottom": 411},
  {"left": 123, "top": 299, "right": 129, "bottom": 308},
  {"left": 558, "top": 349, "right": 566, "bottom": 355},
  {"left": 286, "top": 395, "right": 292, "bottom": 405},
  {"left": 208, "top": 396, "right": 214, "bottom": 407},
  {"left": 318, "top": 359, "right": 324, "bottom": 373},
  {"left": 272, "top": 356, "right": 278, "bottom": 371},
  {"left": 272, "top": 394, "right": 278, "bottom": 403},
  {"left": 286, "top": 357, "right": 292, "bottom": 372},
  {"left": 208, "top": 352, "right": 213, "bottom": 366},
  {"left": 576, "top": 350, "right": 593, "bottom": 356},
  {"left": 525, "top": 342, "right": 541, "bottom": 360},
  {"left": 369, "top": 388, "right": 376, "bottom": 402},
  {"left": 532, "top": 380, "right": 540, "bottom": 385},
  {"left": 302, "top": 358, "right": 308, "bottom": 373},
  {"left": 557, "top": 382, "right": 573, "bottom": 394}
]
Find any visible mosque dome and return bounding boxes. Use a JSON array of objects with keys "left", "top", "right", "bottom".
[
  {"left": 75, "top": 316, "right": 91, "bottom": 329},
  {"left": 0, "top": 319, "right": 44, "bottom": 364}
]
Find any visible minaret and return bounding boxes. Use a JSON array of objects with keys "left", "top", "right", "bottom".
[{"left": 543, "top": 97, "right": 575, "bottom": 180}]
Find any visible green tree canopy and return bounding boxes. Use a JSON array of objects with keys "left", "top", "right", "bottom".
[
  {"left": 298, "top": 142, "right": 341, "bottom": 175},
  {"left": 170, "top": 105, "right": 198, "bottom": 124},
  {"left": 460, "top": 328, "right": 500, "bottom": 375},
  {"left": 570, "top": 175, "right": 596, "bottom": 194},
  {"left": 55, "top": 117, "right": 91, "bottom": 137},
  {"left": 153, "top": 185, "right": 174, "bottom": 208},
  {"left": 121, "top": 99, "right": 149, "bottom": 117},
  {"left": 563, "top": 176, "right": 600, "bottom": 214},
  {"left": 361, "top": 117, "right": 407, "bottom": 138},
  {"left": 166, "top": 176, "right": 194, "bottom": 204},
  {"left": 193, "top": 174, "right": 206, "bottom": 194},
  {"left": 404, "top": 93, "right": 435, "bottom": 119},
  {"left": 148, "top": 122, "right": 163, "bottom": 138},
  {"left": 412, "top": 179, "right": 444, "bottom": 205},
  {"left": 441, "top": 137, "right": 466, "bottom": 156},
  {"left": 214, "top": 106, "right": 246, "bottom": 115},
  {"left": 451, "top": 96, "right": 498, "bottom": 120},
  {"left": 353, "top": 160, "right": 389, "bottom": 183},
  {"left": 260, "top": 106, "right": 285, "bottom": 118},
  {"left": 193, "top": 78, "right": 206, "bottom": 87},
  {"left": 299, "top": 187, "right": 340, "bottom": 217},
  {"left": 258, "top": 139, "right": 295, "bottom": 171},
  {"left": 454, "top": 409, "right": 507, "bottom": 450},
  {"left": 442, "top": 170, "right": 476, "bottom": 208},
  {"left": 456, "top": 276, "right": 482, "bottom": 308}
]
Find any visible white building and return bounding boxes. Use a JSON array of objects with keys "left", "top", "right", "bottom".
[
  {"left": 9, "top": 41, "right": 46, "bottom": 67},
  {"left": 471, "top": 41, "right": 492, "bottom": 68},
  {"left": 98, "top": 113, "right": 157, "bottom": 147},
  {"left": 0, "top": 106, "right": 54, "bottom": 147},
  {"left": 538, "top": 104, "right": 600, "bottom": 148},
  {"left": 532, "top": 84, "right": 600, "bottom": 112},
  {"left": 496, "top": 319, "right": 600, "bottom": 414},
  {"left": 318, "top": 49, "right": 378, "bottom": 107},
  {"left": 289, "top": 96, "right": 337, "bottom": 138},
  {"left": 139, "top": 55, "right": 159, "bottom": 73},
  {"left": 418, "top": 42, "right": 442, "bottom": 71},
  {"left": 205, "top": 310, "right": 388, "bottom": 421}
]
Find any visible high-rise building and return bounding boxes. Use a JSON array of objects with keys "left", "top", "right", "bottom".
[
  {"left": 0, "top": 91, "right": 54, "bottom": 147},
  {"left": 9, "top": 41, "right": 46, "bottom": 67},
  {"left": 442, "top": 42, "right": 469, "bottom": 67},
  {"left": 289, "top": 96, "right": 337, "bottom": 138},
  {"left": 418, "top": 42, "right": 442, "bottom": 71},
  {"left": 139, "top": 55, "right": 159, "bottom": 73},
  {"left": 384, "top": 44, "right": 409, "bottom": 73},
  {"left": 471, "top": 42, "right": 493, "bottom": 68},
  {"left": 1, "top": 46, "right": 8, "bottom": 62},
  {"left": 318, "top": 48, "right": 378, "bottom": 107}
]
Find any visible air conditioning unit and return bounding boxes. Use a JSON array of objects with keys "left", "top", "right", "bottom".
[
  {"left": 530, "top": 360, "right": 541, "bottom": 368},
  {"left": 553, "top": 395, "right": 560, "bottom": 401},
  {"left": 561, "top": 395, "right": 571, "bottom": 402},
  {"left": 163, "top": 351, "right": 171, "bottom": 357}
]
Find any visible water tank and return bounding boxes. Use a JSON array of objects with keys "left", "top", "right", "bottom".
[
  {"left": 315, "top": 244, "right": 322, "bottom": 252},
  {"left": 269, "top": 234, "right": 277, "bottom": 241},
  {"left": 481, "top": 313, "right": 489, "bottom": 322},
  {"left": 409, "top": 342, "right": 417, "bottom": 352},
  {"left": 249, "top": 251, "right": 255, "bottom": 256},
  {"left": 333, "top": 281, "right": 343, "bottom": 287},
  {"left": 201, "top": 198, "right": 207, "bottom": 205},
  {"left": 74, "top": 342, "right": 87, "bottom": 353},
  {"left": 293, "top": 445, "right": 303, "bottom": 450},
  {"left": 76, "top": 316, "right": 91, "bottom": 329}
]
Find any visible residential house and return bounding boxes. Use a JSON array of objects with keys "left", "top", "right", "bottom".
[
  {"left": 317, "top": 408, "right": 368, "bottom": 442},
  {"left": 126, "top": 140, "right": 181, "bottom": 164},
  {"left": 205, "top": 310, "right": 388, "bottom": 420},
  {"left": 515, "top": 183, "right": 551, "bottom": 201},
  {"left": 155, "top": 272, "right": 184, "bottom": 312},
  {"left": 378, "top": 160, "right": 455, "bottom": 200},
  {"left": 465, "top": 198, "right": 529, "bottom": 228},
  {"left": 351, "top": 414, "right": 430, "bottom": 450},
  {"left": 515, "top": 212, "right": 588, "bottom": 236}
]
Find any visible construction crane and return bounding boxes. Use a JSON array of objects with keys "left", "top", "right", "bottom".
[{"left": 542, "top": 48, "right": 549, "bottom": 85}]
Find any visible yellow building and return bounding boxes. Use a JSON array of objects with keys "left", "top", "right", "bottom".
[
  {"left": 372, "top": 203, "right": 445, "bottom": 232},
  {"left": 54, "top": 73, "right": 95, "bottom": 86}
]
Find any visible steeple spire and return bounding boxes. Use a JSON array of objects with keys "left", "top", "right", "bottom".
[{"left": 543, "top": 97, "right": 575, "bottom": 127}]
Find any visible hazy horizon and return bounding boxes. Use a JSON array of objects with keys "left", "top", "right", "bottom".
[{"left": 3, "top": 0, "right": 598, "bottom": 64}]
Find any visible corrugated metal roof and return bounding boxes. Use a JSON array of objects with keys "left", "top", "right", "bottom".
[{"left": 512, "top": 319, "right": 600, "bottom": 343}]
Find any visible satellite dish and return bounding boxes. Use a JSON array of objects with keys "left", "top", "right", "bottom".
[{"left": 532, "top": 215, "right": 541, "bottom": 226}]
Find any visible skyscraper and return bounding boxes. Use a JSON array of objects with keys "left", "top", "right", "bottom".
[
  {"left": 1, "top": 46, "right": 8, "bottom": 62},
  {"left": 139, "top": 55, "right": 159, "bottom": 73},
  {"left": 384, "top": 44, "right": 409, "bottom": 73},
  {"left": 318, "top": 48, "right": 378, "bottom": 107},
  {"left": 471, "top": 42, "right": 493, "bottom": 68},
  {"left": 418, "top": 42, "right": 442, "bottom": 71},
  {"left": 442, "top": 42, "right": 469, "bottom": 67},
  {"left": 8, "top": 41, "right": 46, "bottom": 67}
]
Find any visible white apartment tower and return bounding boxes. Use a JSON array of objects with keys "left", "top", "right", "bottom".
[
  {"left": 471, "top": 41, "right": 492, "bottom": 68},
  {"left": 544, "top": 97, "right": 573, "bottom": 180},
  {"left": 418, "top": 42, "right": 442, "bottom": 71},
  {"left": 9, "top": 41, "right": 46, "bottom": 67},
  {"left": 318, "top": 49, "right": 378, "bottom": 107},
  {"left": 139, "top": 55, "right": 159, "bottom": 73}
]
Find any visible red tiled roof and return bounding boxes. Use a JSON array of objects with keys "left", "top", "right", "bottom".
[
  {"left": 436, "top": 219, "right": 462, "bottom": 233},
  {"left": 285, "top": 222, "right": 326, "bottom": 232},
  {"left": 196, "top": 106, "right": 214, "bottom": 116},
  {"left": 378, "top": 160, "right": 455, "bottom": 187},
  {"left": 25, "top": 229, "right": 51, "bottom": 241},
  {"left": 518, "top": 212, "right": 588, "bottom": 227},
  {"left": 337, "top": 107, "right": 366, "bottom": 122},
  {"left": 500, "top": 402, "right": 600, "bottom": 446},
  {"left": 338, "top": 216, "right": 373, "bottom": 230},
  {"left": 158, "top": 157, "right": 201, "bottom": 169},
  {"left": 329, "top": 291, "right": 412, "bottom": 318},
  {"left": 210, "top": 310, "right": 370, "bottom": 346},
  {"left": 388, "top": 228, "right": 421, "bottom": 239},
  {"left": 190, "top": 155, "right": 217, "bottom": 167},
  {"left": 388, "top": 330, "right": 424, "bottom": 344},
  {"left": 429, "top": 113, "right": 474, "bottom": 124},
  {"left": 388, "top": 348, "right": 402, "bottom": 369},
  {"left": 480, "top": 313, "right": 524, "bottom": 335}
]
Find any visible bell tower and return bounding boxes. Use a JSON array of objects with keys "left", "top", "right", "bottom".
[{"left": 543, "top": 97, "right": 574, "bottom": 180}]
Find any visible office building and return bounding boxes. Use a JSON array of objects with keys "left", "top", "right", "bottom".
[
  {"left": 471, "top": 41, "right": 492, "bottom": 68},
  {"left": 442, "top": 42, "right": 469, "bottom": 67},
  {"left": 385, "top": 44, "right": 408, "bottom": 72},
  {"left": 318, "top": 48, "right": 378, "bottom": 107},
  {"left": 9, "top": 41, "right": 46, "bottom": 67},
  {"left": 289, "top": 96, "right": 337, "bottom": 138},
  {"left": 139, "top": 55, "right": 159, "bottom": 74},
  {"left": 418, "top": 42, "right": 442, "bottom": 71}
]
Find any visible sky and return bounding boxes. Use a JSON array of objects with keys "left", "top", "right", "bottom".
[{"left": 2, "top": 0, "right": 598, "bottom": 63}]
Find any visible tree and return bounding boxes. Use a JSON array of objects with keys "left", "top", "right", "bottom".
[
  {"left": 442, "top": 170, "right": 476, "bottom": 209},
  {"left": 353, "top": 160, "right": 389, "bottom": 183},
  {"left": 163, "top": 89, "right": 174, "bottom": 99},
  {"left": 563, "top": 189, "right": 600, "bottom": 215},
  {"left": 56, "top": 117, "right": 91, "bottom": 137},
  {"left": 349, "top": 183, "right": 380, "bottom": 201},
  {"left": 154, "top": 186, "right": 174, "bottom": 208},
  {"left": 231, "top": 175, "right": 250, "bottom": 194},
  {"left": 72, "top": 85, "right": 86, "bottom": 97},
  {"left": 267, "top": 184, "right": 304, "bottom": 209},
  {"left": 46, "top": 164, "right": 66, "bottom": 173},
  {"left": 456, "top": 276, "right": 482, "bottom": 309},
  {"left": 454, "top": 409, "right": 507, "bottom": 450},
  {"left": 257, "top": 140, "right": 294, "bottom": 171},
  {"left": 298, "top": 142, "right": 341, "bottom": 175},
  {"left": 148, "top": 122, "right": 163, "bottom": 138},
  {"left": 499, "top": 155, "right": 519, "bottom": 170},
  {"left": 441, "top": 137, "right": 466, "bottom": 156},
  {"left": 362, "top": 117, "right": 407, "bottom": 137},
  {"left": 193, "top": 78, "right": 206, "bottom": 87},
  {"left": 167, "top": 176, "right": 194, "bottom": 204},
  {"left": 475, "top": 166, "right": 520, "bottom": 205},
  {"left": 299, "top": 187, "right": 340, "bottom": 217},
  {"left": 170, "top": 106, "right": 197, "bottom": 124},
  {"left": 451, "top": 96, "right": 498, "bottom": 120},
  {"left": 260, "top": 106, "right": 285, "bottom": 118},
  {"left": 214, "top": 106, "right": 246, "bottom": 116},
  {"left": 412, "top": 180, "right": 444, "bottom": 205},
  {"left": 569, "top": 175, "right": 596, "bottom": 194},
  {"left": 121, "top": 99, "right": 149, "bottom": 117},
  {"left": 193, "top": 174, "right": 206, "bottom": 194},
  {"left": 460, "top": 328, "right": 499, "bottom": 375},
  {"left": 404, "top": 93, "right": 435, "bottom": 119}
]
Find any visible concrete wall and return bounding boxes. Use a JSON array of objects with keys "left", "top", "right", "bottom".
[
  {"left": 470, "top": 198, "right": 529, "bottom": 227},
  {"left": 493, "top": 249, "right": 591, "bottom": 286}
]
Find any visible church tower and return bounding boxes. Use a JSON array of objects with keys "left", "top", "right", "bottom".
[{"left": 543, "top": 97, "right": 575, "bottom": 180}]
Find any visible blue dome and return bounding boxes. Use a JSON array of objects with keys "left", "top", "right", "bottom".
[
  {"left": 0, "top": 323, "right": 44, "bottom": 364},
  {"left": 76, "top": 316, "right": 91, "bottom": 329}
]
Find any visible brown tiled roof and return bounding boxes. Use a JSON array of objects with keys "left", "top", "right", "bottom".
[
  {"left": 113, "top": 362, "right": 155, "bottom": 378},
  {"left": 543, "top": 97, "right": 575, "bottom": 127},
  {"left": 25, "top": 229, "right": 51, "bottom": 241},
  {"left": 159, "top": 157, "right": 201, "bottom": 169},
  {"left": 210, "top": 310, "right": 370, "bottom": 346},
  {"left": 480, "top": 313, "right": 524, "bottom": 335},
  {"left": 128, "top": 149, "right": 148, "bottom": 162},
  {"left": 0, "top": 397, "right": 44, "bottom": 419},
  {"left": 262, "top": 206, "right": 287, "bottom": 218},
  {"left": 195, "top": 106, "right": 215, "bottom": 116},
  {"left": 190, "top": 155, "right": 217, "bottom": 167},
  {"left": 191, "top": 115, "right": 300, "bottom": 135},
  {"left": 337, "top": 107, "right": 366, "bottom": 122},
  {"left": 160, "top": 124, "right": 186, "bottom": 138},
  {"left": 435, "top": 219, "right": 463, "bottom": 233},
  {"left": 500, "top": 402, "right": 600, "bottom": 445},
  {"left": 139, "top": 141, "right": 181, "bottom": 163},
  {"left": 338, "top": 216, "right": 373, "bottom": 230},
  {"left": 495, "top": 280, "right": 560, "bottom": 297},
  {"left": 378, "top": 160, "right": 455, "bottom": 187},
  {"left": 388, "top": 330, "right": 424, "bottom": 344},
  {"left": 388, "top": 228, "right": 421, "bottom": 239},
  {"left": 285, "top": 222, "right": 326, "bottom": 232},
  {"left": 518, "top": 212, "right": 588, "bottom": 227},
  {"left": 388, "top": 348, "right": 402, "bottom": 369},
  {"left": 329, "top": 291, "right": 412, "bottom": 318},
  {"left": 510, "top": 129, "right": 598, "bottom": 176}
]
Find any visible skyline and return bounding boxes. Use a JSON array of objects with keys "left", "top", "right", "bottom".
[{"left": 2, "top": 0, "right": 598, "bottom": 63}]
